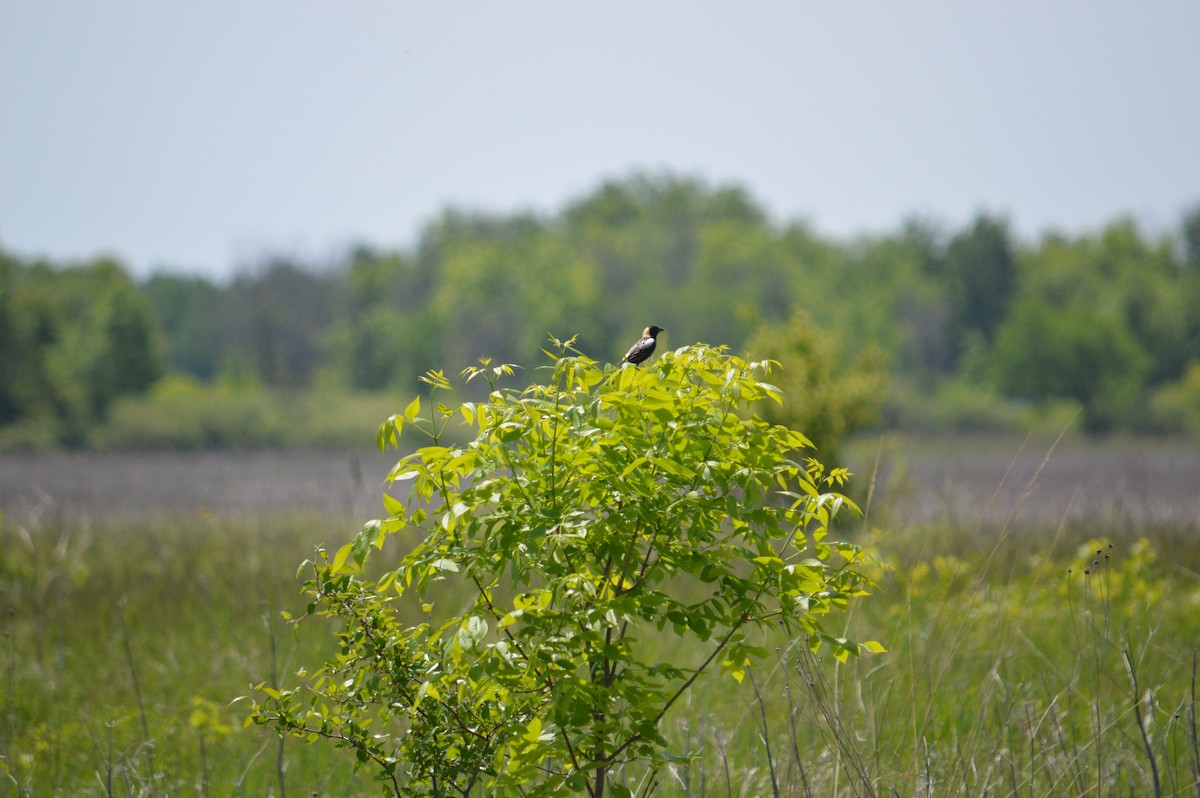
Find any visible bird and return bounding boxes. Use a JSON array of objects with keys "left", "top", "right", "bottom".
[{"left": 622, "top": 325, "right": 664, "bottom": 365}]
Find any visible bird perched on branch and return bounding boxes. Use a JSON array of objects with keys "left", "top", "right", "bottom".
[{"left": 622, "top": 325, "right": 664, "bottom": 365}]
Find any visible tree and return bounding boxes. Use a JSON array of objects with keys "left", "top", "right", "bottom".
[
  {"left": 222, "top": 260, "right": 337, "bottom": 387},
  {"left": 563, "top": 173, "right": 769, "bottom": 355},
  {"left": 946, "top": 214, "right": 1017, "bottom": 344},
  {"left": 991, "top": 297, "right": 1148, "bottom": 432},
  {"left": 252, "top": 341, "right": 881, "bottom": 796},
  {"left": 1182, "top": 203, "right": 1200, "bottom": 271},
  {"left": 328, "top": 249, "right": 440, "bottom": 391},
  {"left": 98, "top": 276, "right": 163, "bottom": 399},
  {"left": 430, "top": 231, "right": 600, "bottom": 369},
  {"left": 142, "top": 273, "right": 223, "bottom": 380},
  {"left": 744, "top": 310, "right": 888, "bottom": 463},
  {"left": 0, "top": 254, "right": 22, "bottom": 424}
]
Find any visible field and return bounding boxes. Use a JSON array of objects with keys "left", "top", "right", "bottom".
[{"left": 2, "top": 434, "right": 1199, "bottom": 796}]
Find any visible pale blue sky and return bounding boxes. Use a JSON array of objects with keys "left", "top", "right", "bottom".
[{"left": 2, "top": 2, "right": 1198, "bottom": 279}]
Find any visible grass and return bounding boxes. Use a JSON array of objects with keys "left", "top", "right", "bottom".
[
  {"left": 0, "top": 512, "right": 371, "bottom": 796},
  {"left": 2, "top": 450, "right": 1199, "bottom": 795},
  {"left": 666, "top": 531, "right": 1200, "bottom": 797}
]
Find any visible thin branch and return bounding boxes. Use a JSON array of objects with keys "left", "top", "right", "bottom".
[{"left": 607, "top": 616, "right": 749, "bottom": 765}]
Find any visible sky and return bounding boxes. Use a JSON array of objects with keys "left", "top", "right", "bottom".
[{"left": 2, "top": 1, "right": 1198, "bottom": 280}]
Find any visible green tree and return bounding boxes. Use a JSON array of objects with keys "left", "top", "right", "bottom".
[
  {"left": 843, "top": 233, "right": 951, "bottom": 384},
  {"left": 745, "top": 310, "right": 888, "bottom": 463},
  {"left": 222, "top": 260, "right": 337, "bottom": 387},
  {"left": 0, "top": 254, "right": 22, "bottom": 424},
  {"left": 142, "top": 273, "right": 223, "bottom": 380},
  {"left": 98, "top": 276, "right": 163, "bottom": 399},
  {"left": 563, "top": 173, "right": 769, "bottom": 354},
  {"left": 945, "top": 214, "right": 1017, "bottom": 344},
  {"left": 329, "top": 248, "right": 441, "bottom": 390},
  {"left": 1091, "top": 219, "right": 1192, "bottom": 385},
  {"left": 2, "top": 263, "right": 65, "bottom": 430},
  {"left": 991, "top": 297, "right": 1148, "bottom": 431},
  {"left": 0, "top": 256, "right": 164, "bottom": 445},
  {"left": 253, "top": 342, "right": 880, "bottom": 796},
  {"left": 431, "top": 229, "right": 600, "bottom": 369},
  {"left": 1182, "top": 203, "right": 1200, "bottom": 270}
]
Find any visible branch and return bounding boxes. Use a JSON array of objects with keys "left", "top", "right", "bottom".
[{"left": 606, "top": 615, "right": 749, "bottom": 764}]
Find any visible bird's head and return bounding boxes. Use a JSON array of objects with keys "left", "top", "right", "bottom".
[{"left": 645, "top": 325, "right": 664, "bottom": 337}]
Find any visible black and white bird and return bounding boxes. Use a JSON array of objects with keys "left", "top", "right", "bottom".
[{"left": 622, "top": 325, "right": 664, "bottom": 365}]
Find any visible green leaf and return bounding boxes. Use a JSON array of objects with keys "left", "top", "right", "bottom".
[
  {"left": 618, "top": 456, "right": 648, "bottom": 478},
  {"left": 352, "top": 520, "right": 380, "bottom": 562},
  {"left": 416, "top": 679, "right": 441, "bottom": 704},
  {"left": 329, "top": 543, "right": 360, "bottom": 575},
  {"left": 456, "top": 615, "right": 488, "bottom": 651},
  {"left": 258, "top": 344, "right": 880, "bottom": 794},
  {"left": 404, "top": 395, "right": 421, "bottom": 421},
  {"left": 382, "top": 492, "right": 404, "bottom": 516},
  {"left": 514, "top": 589, "right": 552, "bottom": 611},
  {"left": 431, "top": 558, "right": 459, "bottom": 573}
]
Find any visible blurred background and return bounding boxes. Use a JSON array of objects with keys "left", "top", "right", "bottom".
[
  {"left": 2, "top": 2, "right": 1199, "bottom": 454},
  {"left": 3, "top": 6, "right": 1200, "bottom": 795}
]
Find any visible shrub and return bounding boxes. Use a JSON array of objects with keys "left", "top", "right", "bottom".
[
  {"left": 1147, "top": 360, "right": 1200, "bottom": 434},
  {"left": 96, "top": 376, "right": 288, "bottom": 449},
  {"left": 251, "top": 340, "right": 881, "bottom": 796},
  {"left": 743, "top": 309, "right": 887, "bottom": 462}
]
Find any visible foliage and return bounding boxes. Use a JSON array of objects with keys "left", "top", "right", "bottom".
[
  {"left": 744, "top": 309, "right": 888, "bottom": 462},
  {"left": 252, "top": 342, "right": 880, "bottom": 796},
  {"left": 1148, "top": 360, "right": 1200, "bottom": 434},
  {"left": 142, "top": 272, "right": 224, "bottom": 380},
  {"left": 93, "top": 375, "right": 404, "bottom": 450},
  {"left": 991, "top": 294, "right": 1148, "bottom": 431},
  {"left": 944, "top": 213, "right": 1018, "bottom": 345},
  {"left": 5, "top": 441, "right": 1200, "bottom": 795},
  {"left": 885, "top": 377, "right": 1034, "bottom": 434},
  {"left": 4, "top": 173, "right": 1200, "bottom": 446},
  {"left": 0, "top": 511, "right": 365, "bottom": 797},
  {"left": 0, "top": 255, "right": 163, "bottom": 446},
  {"left": 841, "top": 531, "right": 1200, "bottom": 796}
]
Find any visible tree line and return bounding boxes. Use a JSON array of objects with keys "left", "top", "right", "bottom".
[{"left": 3, "top": 173, "right": 1199, "bottom": 449}]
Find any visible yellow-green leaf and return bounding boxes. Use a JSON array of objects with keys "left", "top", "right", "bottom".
[
  {"left": 330, "top": 543, "right": 360, "bottom": 575},
  {"left": 404, "top": 395, "right": 421, "bottom": 421}
]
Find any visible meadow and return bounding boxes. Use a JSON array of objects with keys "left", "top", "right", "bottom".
[{"left": 2, "top": 435, "right": 1198, "bottom": 796}]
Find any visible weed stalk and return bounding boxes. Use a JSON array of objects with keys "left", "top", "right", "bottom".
[
  {"left": 1191, "top": 649, "right": 1200, "bottom": 798},
  {"left": 264, "top": 608, "right": 287, "bottom": 798},
  {"left": 1124, "top": 647, "right": 1162, "bottom": 797}
]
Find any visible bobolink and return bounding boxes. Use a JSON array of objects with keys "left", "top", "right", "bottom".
[{"left": 622, "top": 325, "right": 664, "bottom": 365}]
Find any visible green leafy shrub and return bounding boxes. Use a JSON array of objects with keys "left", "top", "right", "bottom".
[
  {"left": 96, "top": 375, "right": 289, "bottom": 449},
  {"left": 990, "top": 295, "right": 1148, "bottom": 432},
  {"left": 94, "top": 376, "right": 404, "bottom": 450},
  {"left": 252, "top": 341, "right": 881, "bottom": 796},
  {"left": 743, "top": 309, "right": 888, "bottom": 462},
  {"left": 1148, "top": 360, "right": 1200, "bottom": 434}
]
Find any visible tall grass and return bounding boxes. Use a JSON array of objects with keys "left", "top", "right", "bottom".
[
  {"left": 2, "top": 463, "right": 1198, "bottom": 794},
  {"left": 0, "top": 511, "right": 375, "bottom": 796},
  {"left": 655, "top": 530, "right": 1199, "bottom": 796},
  {"left": 649, "top": 432, "right": 1200, "bottom": 796}
]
